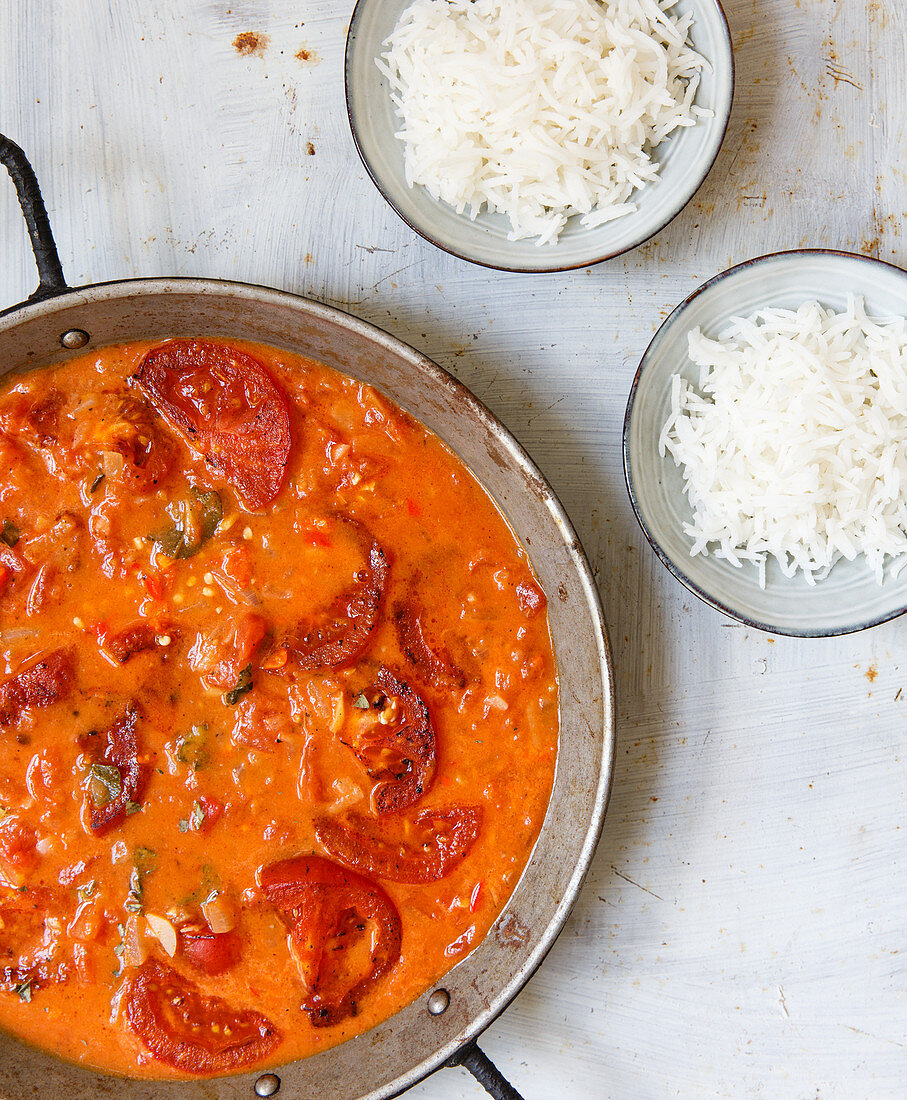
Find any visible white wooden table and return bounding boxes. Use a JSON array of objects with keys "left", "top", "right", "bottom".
[{"left": 2, "top": 1, "right": 905, "bottom": 1097}]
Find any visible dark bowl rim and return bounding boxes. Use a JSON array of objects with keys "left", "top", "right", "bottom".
[
  {"left": 622, "top": 246, "right": 907, "bottom": 638},
  {"left": 343, "top": 0, "right": 736, "bottom": 273}
]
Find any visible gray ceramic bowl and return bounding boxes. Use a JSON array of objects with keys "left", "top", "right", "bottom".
[
  {"left": 345, "top": 0, "right": 734, "bottom": 272},
  {"left": 624, "top": 249, "right": 907, "bottom": 637}
]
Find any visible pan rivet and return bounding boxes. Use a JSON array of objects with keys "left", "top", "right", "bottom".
[
  {"left": 254, "top": 1073, "right": 281, "bottom": 1097},
  {"left": 427, "top": 988, "right": 450, "bottom": 1015},
  {"left": 60, "top": 329, "right": 89, "bottom": 349}
]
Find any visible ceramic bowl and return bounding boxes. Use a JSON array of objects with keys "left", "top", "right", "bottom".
[
  {"left": 623, "top": 249, "right": 907, "bottom": 637},
  {"left": 345, "top": 0, "right": 734, "bottom": 272}
]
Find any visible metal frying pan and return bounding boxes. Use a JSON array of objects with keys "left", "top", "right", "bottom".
[{"left": 0, "top": 135, "right": 615, "bottom": 1100}]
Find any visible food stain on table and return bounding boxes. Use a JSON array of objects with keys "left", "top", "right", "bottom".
[{"left": 233, "top": 31, "right": 268, "bottom": 58}]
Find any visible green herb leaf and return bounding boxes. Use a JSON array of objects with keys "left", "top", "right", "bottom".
[
  {"left": 201, "top": 864, "right": 220, "bottom": 894},
  {"left": 87, "top": 763, "right": 122, "bottom": 806},
  {"left": 89, "top": 473, "right": 105, "bottom": 493},
  {"left": 0, "top": 520, "right": 20, "bottom": 548},
  {"left": 145, "top": 522, "right": 187, "bottom": 559},
  {"left": 134, "top": 846, "right": 156, "bottom": 870},
  {"left": 14, "top": 980, "right": 32, "bottom": 1003},
  {"left": 124, "top": 854, "right": 153, "bottom": 915},
  {"left": 352, "top": 692, "right": 370, "bottom": 709},
  {"left": 194, "top": 487, "right": 223, "bottom": 541},
  {"left": 147, "top": 488, "right": 223, "bottom": 560},
  {"left": 125, "top": 801, "right": 142, "bottom": 816},
  {"left": 178, "top": 818, "right": 189, "bottom": 833},
  {"left": 222, "top": 665, "right": 253, "bottom": 706},
  {"left": 176, "top": 724, "right": 209, "bottom": 770},
  {"left": 124, "top": 866, "right": 144, "bottom": 914},
  {"left": 189, "top": 800, "right": 205, "bottom": 832}
]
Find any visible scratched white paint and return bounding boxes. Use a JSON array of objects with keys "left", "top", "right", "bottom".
[{"left": 1, "top": 1, "right": 905, "bottom": 1097}]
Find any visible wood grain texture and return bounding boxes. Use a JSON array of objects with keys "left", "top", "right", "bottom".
[{"left": 1, "top": 1, "right": 905, "bottom": 1097}]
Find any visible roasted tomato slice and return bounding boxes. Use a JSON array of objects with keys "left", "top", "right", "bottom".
[
  {"left": 126, "top": 959, "right": 281, "bottom": 1073},
  {"left": 0, "top": 539, "right": 33, "bottom": 591},
  {"left": 287, "top": 516, "right": 388, "bottom": 671},
  {"left": 258, "top": 855, "right": 401, "bottom": 1028},
  {"left": 393, "top": 601, "right": 466, "bottom": 689},
  {"left": 88, "top": 704, "right": 146, "bottom": 835},
  {"left": 0, "top": 647, "right": 75, "bottom": 727},
  {"left": 343, "top": 666, "right": 436, "bottom": 815},
  {"left": 100, "top": 621, "right": 162, "bottom": 664},
  {"left": 134, "top": 340, "right": 291, "bottom": 511},
  {"left": 178, "top": 923, "right": 241, "bottom": 976},
  {"left": 315, "top": 805, "right": 482, "bottom": 884}
]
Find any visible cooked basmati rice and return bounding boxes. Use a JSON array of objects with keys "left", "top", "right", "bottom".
[
  {"left": 659, "top": 297, "right": 907, "bottom": 587},
  {"left": 378, "top": 0, "right": 710, "bottom": 245}
]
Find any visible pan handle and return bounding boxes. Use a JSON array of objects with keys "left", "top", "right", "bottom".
[
  {"left": 447, "top": 1041, "right": 527, "bottom": 1100},
  {"left": 1, "top": 133, "right": 68, "bottom": 303}
]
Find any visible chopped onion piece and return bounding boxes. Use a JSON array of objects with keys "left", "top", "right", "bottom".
[
  {"left": 101, "top": 450, "right": 125, "bottom": 477},
  {"left": 201, "top": 892, "right": 236, "bottom": 934},
  {"left": 122, "top": 914, "right": 149, "bottom": 968},
  {"left": 144, "top": 913, "right": 178, "bottom": 957}
]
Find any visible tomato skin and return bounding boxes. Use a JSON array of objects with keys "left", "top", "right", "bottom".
[
  {"left": 88, "top": 705, "right": 146, "bottom": 835},
  {"left": 195, "top": 795, "right": 224, "bottom": 834},
  {"left": 190, "top": 611, "right": 268, "bottom": 692},
  {"left": 134, "top": 340, "right": 291, "bottom": 511},
  {"left": 179, "top": 925, "right": 241, "bottom": 976},
  {"left": 515, "top": 577, "right": 547, "bottom": 618},
  {"left": 0, "top": 647, "right": 75, "bottom": 727},
  {"left": 315, "top": 805, "right": 483, "bottom": 883},
  {"left": 288, "top": 516, "right": 388, "bottom": 671},
  {"left": 0, "top": 817, "right": 39, "bottom": 883},
  {"left": 25, "top": 749, "right": 63, "bottom": 805},
  {"left": 125, "top": 960, "right": 281, "bottom": 1073},
  {"left": 393, "top": 601, "right": 466, "bottom": 690},
  {"left": 258, "top": 855, "right": 401, "bottom": 1028},
  {"left": 0, "top": 884, "right": 70, "bottom": 989},
  {"left": 141, "top": 571, "right": 167, "bottom": 601},
  {"left": 232, "top": 688, "right": 290, "bottom": 752},
  {"left": 100, "top": 621, "right": 161, "bottom": 664},
  {"left": 346, "top": 666, "right": 436, "bottom": 815},
  {"left": 10, "top": 389, "right": 64, "bottom": 449},
  {"left": 93, "top": 393, "right": 174, "bottom": 495},
  {"left": 215, "top": 545, "right": 252, "bottom": 593}
]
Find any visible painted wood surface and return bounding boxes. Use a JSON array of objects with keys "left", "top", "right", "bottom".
[{"left": 1, "top": 1, "right": 905, "bottom": 1097}]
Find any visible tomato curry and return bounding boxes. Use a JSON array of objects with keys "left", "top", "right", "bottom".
[{"left": 0, "top": 339, "right": 559, "bottom": 1077}]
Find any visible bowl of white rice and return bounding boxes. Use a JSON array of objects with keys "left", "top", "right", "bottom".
[
  {"left": 345, "top": 0, "right": 734, "bottom": 271},
  {"left": 623, "top": 249, "right": 907, "bottom": 636}
]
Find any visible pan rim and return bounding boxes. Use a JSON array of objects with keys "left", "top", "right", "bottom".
[{"left": 0, "top": 275, "right": 615, "bottom": 1099}]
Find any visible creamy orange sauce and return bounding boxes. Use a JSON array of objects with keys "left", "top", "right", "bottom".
[{"left": 0, "top": 340, "right": 558, "bottom": 1077}]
